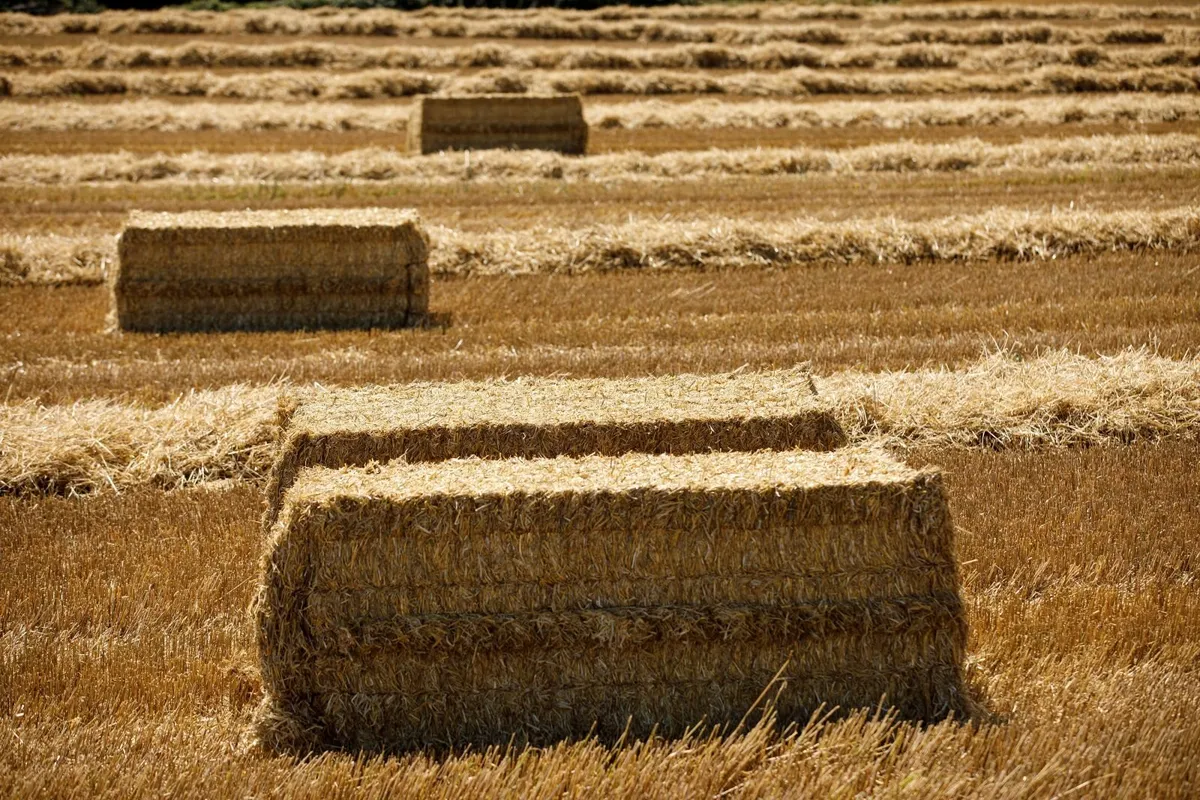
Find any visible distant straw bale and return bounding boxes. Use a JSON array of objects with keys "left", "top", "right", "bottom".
[
  {"left": 263, "top": 368, "right": 844, "bottom": 530},
  {"left": 254, "top": 445, "right": 968, "bottom": 752},
  {"left": 113, "top": 208, "right": 429, "bottom": 333},
  {"left": 408, "top": 94, "right": 587, "bottom": 154}
]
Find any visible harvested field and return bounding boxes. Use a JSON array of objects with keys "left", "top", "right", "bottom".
[
  {"left": 113, "top": 208, "right": 429, "bottom": 332},
  {"left": 1, "top": 0, "right": 1198, "bottom": 794},
  {"left": 256, "top": 446, "right": 965, "bottom": 751}
]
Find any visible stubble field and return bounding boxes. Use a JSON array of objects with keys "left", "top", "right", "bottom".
[{"left": 0, "top": 1, "right": 1198, "bottom": 797}]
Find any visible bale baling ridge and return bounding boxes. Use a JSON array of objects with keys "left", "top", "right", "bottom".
[
  {"left": 254, "top": 446, "right": 968, "bottom": 752},
  {"left": 113, "top": 208, "right": 429, "bottom": 333},
  {"left": 263, "top": 368, "right": 846, "bottom": 530},
  {"left": 409, "top": 94, "right": 587, "bottom": 155}
]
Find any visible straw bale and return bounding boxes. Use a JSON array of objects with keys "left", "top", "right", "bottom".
[
  {"left": 262, "top": 368, "right": 845, "bottom": 530},
  {"left": 409, "top": 94, "right": 587, "bottom": 155},
  {"left": 113, "top": 207, "right": 429, "bottom": 333},
  {"left": 254, "top": 446, "right": 967, "bottom": 752}
]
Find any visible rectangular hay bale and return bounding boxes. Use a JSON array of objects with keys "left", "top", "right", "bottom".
[
  {"left": 263, "top": 368, "right": 847, "bottom": 531},
  {"left": 408, "top": 94, "right": 587, "bottom": 155},
  {"left": 254, "top": 446, "right": 968, "bottom": 753},
  {"left": 113, "top": 208, "right": 429, "bottom": 332}
]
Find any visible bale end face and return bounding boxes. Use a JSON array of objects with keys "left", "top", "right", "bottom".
[{"left": 255, "top": 446, "right": 968, "bottom": 753}]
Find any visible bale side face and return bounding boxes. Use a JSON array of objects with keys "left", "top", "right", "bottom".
[
  {"left": 255, "top": 447, "right": 968, "bottom": 753},
  {"left": 410, "top": 95, "right": 587, "bottom": 155},
  {"left": 113, "top": 207, "right": 429, "bottom": 332},
  {"left": 261, "top": 368, "right": 846, "bottom": 531}
]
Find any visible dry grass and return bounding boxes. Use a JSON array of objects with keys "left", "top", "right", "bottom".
[
  {"left": 0, "top": 231, "right": 111, "bottom": 285},
  {"left": 5, "top": 40, "right": 1199, "bottom": 72},
  {"left": 2, "top": 439, "right": 1197, "bottom": 796},
  {"left": 427, "top": 207, "right": 1200, "bottom": 277},
  {"left": 3, "top": 133, "right": 1197, "bottom": 185},
  {"left": 4, "top": 95, "right": 1197, "bottom": 135},
  {"left": 5, "top": 206, "right": 1198, "bottom": 286},
  {"left": 0, "top": 384, "right": 279, "bottom": 496},
  {"left": 586, "top": 94, "right": 1200, "bottom": 131},
  {"left": 3, "top": 350, "right": 1196, "bottom": 497},
  {"left": 6, "top": 65, "right": 1198, "bottom": 99}
]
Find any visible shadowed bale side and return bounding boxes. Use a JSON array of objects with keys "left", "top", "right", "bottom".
[
  {"left": 409, "top": 94, "right": 587, "bottom": 155},
  {"left": 262, "top": 368, "right": 846, "bottom": 531},
  {"left": 113, "top": 208, "right": 429, "bottom": 333},
  {"left": 254, "top": 446, "right": 968, "bottom": 753}
]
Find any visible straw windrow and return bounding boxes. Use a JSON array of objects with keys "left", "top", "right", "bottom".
[{"left": 254, "top": 446, "right": 967, "bottom": 752}]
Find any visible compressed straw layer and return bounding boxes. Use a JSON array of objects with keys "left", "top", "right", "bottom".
[
  {"left": 254, "top": 446, "right": 967, "bottom": 752},
  {"left": 113, "top": 207, "right": 429, "bottom": 333},
  {"left": 408, "top": 94, "right": 588, "bottom": 155},
  {"left": 263, "top": 368, "right": 846, "bottom": 530}
]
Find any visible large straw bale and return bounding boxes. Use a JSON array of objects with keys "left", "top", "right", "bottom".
[
  {"left": 263, "top": 368, "right": 846, "bottom": 530},
  {"left": 254, "top": 446, "right": 967, "bottom": 752},
  {"left": 409, "top": 94, "right": 587, "bottom": 155},
  {"left": 113, "top": 208, "right": 429, "bottom": 333}
]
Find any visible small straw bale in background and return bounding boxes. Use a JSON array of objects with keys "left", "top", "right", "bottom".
[
  {"left": 113, "top": 207, "right": 429, "bottom": 333},
  {"left": 254, "top": 445, "right": 968, "bottom": 752},
  {"left": 263, "top": 367, "right": 846, "bottom": 530},
  {"left": 409, "top": 94, "right": 587, "bottom": 155}
]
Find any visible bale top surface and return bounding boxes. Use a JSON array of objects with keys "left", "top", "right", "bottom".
[
  {"left": 288, "top": 445, "right": 918, "bottom": 505},
  {"left": 287, "top": 368, "right": 824, "bottom": 434},
  {"left": 125, "top": 207, "right": 422, "bottom": 231}
]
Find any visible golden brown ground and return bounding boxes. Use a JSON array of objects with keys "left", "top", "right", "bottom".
[{"left": 1, "top": 2, "right": 1199, "bottom": 796}]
